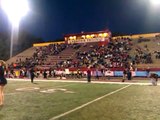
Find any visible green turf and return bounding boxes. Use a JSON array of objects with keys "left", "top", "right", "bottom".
[
  {"left": 59, "top": 85, "right": 160, "bottom": 120},
  {"left": 0, "top": 80, "right": 159, "bottom": 120}
]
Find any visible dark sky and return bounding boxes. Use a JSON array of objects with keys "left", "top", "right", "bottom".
[{"left": 0, "top": 0, "right": 160, "bottom": 41}]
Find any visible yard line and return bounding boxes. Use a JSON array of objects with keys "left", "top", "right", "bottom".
[{"left": 49, "top": 84, "right": 132, "bottom": 120}]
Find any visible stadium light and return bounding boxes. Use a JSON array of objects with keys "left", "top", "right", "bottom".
[
  {"left": 150, "top": 0, "right": 160, "bottom": 6},
  {"left": 1, "top": 0, "right": 29, "bottom": 27},
  {"left": 1, "top": 0, "right": 29, "bottom": 58}
]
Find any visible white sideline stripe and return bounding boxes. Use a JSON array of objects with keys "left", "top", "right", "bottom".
[
  {"left": 7, "top": 78, "right": 88, "bottom": 83},
  {"left": 49, "top": 84, "right": 131, "bottom": 120},
  {"left": 7, "top": 78, "right": 155, "bottom": 86}
]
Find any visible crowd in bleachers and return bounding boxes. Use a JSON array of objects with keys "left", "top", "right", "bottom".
[
  {"left": 133, "top": 46, "right": 152, "bottom": 64},
  {"left": 8, "top": 36, "right": 160, "bottom": 79},
  {"left": 49, "top": 38, "right": 133, "bottom": 69},
  {"left": 8, "top": 38, "right": 133, "bottom": 70},
  {"left": 8, "top": 43, "right": 68, "bottom": 69},
  {"left": 96, "top": 38, "right": 132, "bottom": 68},
  {"left": 154, "top": 51, "right": 160, "bottom": 59}
]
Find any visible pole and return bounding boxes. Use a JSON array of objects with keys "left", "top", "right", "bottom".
[{"left": 10, "top": 25, "right": 14, "bottom": 58}]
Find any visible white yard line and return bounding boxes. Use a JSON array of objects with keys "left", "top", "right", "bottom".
[{"left": 49, "top": 84, "right": 132, "bottom": 120}]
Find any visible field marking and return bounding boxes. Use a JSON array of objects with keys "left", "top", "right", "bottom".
[
  {"left": 54, "top": 83, "right": 76, "bottom": 88},
  {"left": 16, "top": 87, "right": 40, "bottom": 91},
  {"left": 5, "top": 93, "right": 21, "bottom": 96},
  {"left": 7, "top": 78, "right": 156, "bottom": 86},
  {"left": 5, "top": 83, "right": 76, "bottom": 96},
  {"left": 4, "top": 79, "right": 156, "bottom": 97},
  {"left": 49, "top": 84, "right": 132, "bottom": 120}
]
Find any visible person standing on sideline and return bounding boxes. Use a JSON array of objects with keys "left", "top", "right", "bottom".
[
  {"left": 0, "top": 62, "right": 7, "bottom": 106},
  {"left": 30, "top": 67, "right": 35, "bottom": 83},
  {"left": 87, "top": 67, "right": 91, "bottom": 83},
  {"left": 122, "top": 68, "right": 127, "bottom": 82},
  {"left": 43, "top": 69, "right": 47, "bottom": 79},
  {"left": 127, "top": 69, "right": 132, "bottom": 80},
  {"left": 150, "top": 73, "right": 158, "bottom": 86},
  {"left": 100, "top": 67, "right": 105, "bottom": 80},
  {"left": 146, "top": 67, "right": 150, "bottom": 78}
]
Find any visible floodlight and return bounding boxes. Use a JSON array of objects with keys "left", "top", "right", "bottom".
[
  {"left": 150, "top": 0, "right": 160, "bottom": 5},
  {"left": 1, "top": 0, "right": 29, "bottom": 27},
  {"left": 1, "top": 0, "right": 29, "bottom": 58}
]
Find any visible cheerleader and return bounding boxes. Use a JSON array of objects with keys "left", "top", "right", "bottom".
[{"left": 0, "top": 62, "right": 7, "bottom": 106}]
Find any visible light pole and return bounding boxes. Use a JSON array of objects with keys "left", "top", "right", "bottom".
[
  {"left": 1, "top": 0, "right": 29, "bottom": 58},
  {"left": 10, "top": 26, "right": 14, "bottom": 58}
]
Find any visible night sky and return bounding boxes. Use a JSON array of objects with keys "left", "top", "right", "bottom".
[{"left": 0, "top": 0, "right": 160, "bottom": 41}]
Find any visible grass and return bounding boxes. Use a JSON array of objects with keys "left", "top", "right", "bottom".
[
  {"left": 0, "top": 80, "right": 160, "bottom": 120},
  {"left": 60, "top": 85, "right": 160, "bottom": 120}
]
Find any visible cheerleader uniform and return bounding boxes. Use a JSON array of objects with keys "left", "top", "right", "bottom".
[{"left": 0, "top": 66, "right": 7, "bottom": 86}]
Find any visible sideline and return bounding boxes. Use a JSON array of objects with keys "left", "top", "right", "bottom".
[
  {"left": 7, "top": 78, "right": 154, "bottom": 86},
  {"left": 49, "top": 84, "right": 132, "bottom": 120}
]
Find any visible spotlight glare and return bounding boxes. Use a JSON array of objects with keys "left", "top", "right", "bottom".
[
  {"left": 1, "top": 0, "right": 29, "bottom": 27},
  {"left": 150, "top": 0, "right": 160, "bottom": 5}
]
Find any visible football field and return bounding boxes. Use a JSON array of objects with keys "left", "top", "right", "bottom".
[{"left": 0, "top": 79, "right": 160, "bottom": 120}]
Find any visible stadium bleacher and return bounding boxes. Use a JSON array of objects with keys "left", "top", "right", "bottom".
[{"left": 5, "top": 32, "right": 160, "bottom": 78}]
